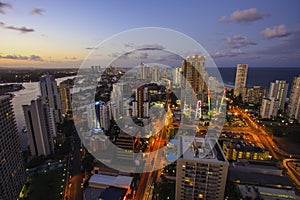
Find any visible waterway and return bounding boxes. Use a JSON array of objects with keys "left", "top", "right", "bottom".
[{"left": 8, "top": 76, "right": 76, "bottom": 150}]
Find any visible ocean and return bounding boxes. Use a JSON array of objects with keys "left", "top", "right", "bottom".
[{"left": 218, "top": 67, "right": 300, "bottom": 92}]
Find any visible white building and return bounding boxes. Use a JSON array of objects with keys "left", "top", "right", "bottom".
[
  {"left": 40, "top": 74, "right": 62, "bottom": 123},
  {"left": 140, "top": 63, "right": 150, "bottom": 80},
  {"left": 234, "top": 64, "right": 248, "bottom": 97},
  {"left": 269, "top": 80, "right": 289, "bottom": 111},
  {"left": 23, "top": 98, "right": 55, "bottom": 156},
  {"left": 175, "top": 136, "right": 229, "bottom": 200},
  {"left": 0, "top": 95, "right": 27, "bottom": 200},
  {"left": 260, "top": 97, "right": 280, "bottom": 119},
  {"left": 288, "top": 75, "right": 300, "bottom": 122},
  {"left": 172, "top": 67, "right": 182, "bottom": 87},
  {"left": 152, "top": 65, "right": 160, "bottom": 82}
]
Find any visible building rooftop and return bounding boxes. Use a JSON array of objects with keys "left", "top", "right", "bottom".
[
  {"left": 89, "top": 174, "right": 133, "bottom": 189},
  {"left": 98, "top": 187, "right": 127, "bottom": 200},
  {"left": 229, "top": 170, "right": 293, "bottom": 189},
  {"left": 0, "top": 94, "right": 10, "bottom": 101},
  {"left": 178, "top": 136, "right": 227, "bottom": 163}
]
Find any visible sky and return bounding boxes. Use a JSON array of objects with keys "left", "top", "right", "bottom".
[{"left": 0, "top": 0, "right": 300, "bottom": 68}]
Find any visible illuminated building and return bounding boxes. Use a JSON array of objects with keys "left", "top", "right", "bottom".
[
  {"left": 243, "top": 86, "right": 267, "bottom": 105},
  {"left": 59, "top": 79, "right": 73, "bottom": 115},
  {"left": 260, "top": 80, "right": 288, "bottom": 119},
  {"left": 23, "top": 98, "right": 55, "bottom": 156},
  {"left": 172, "top": 67, "right": 182, "bottom": 87},
  {"left": 181, "top": 55, "right": 206, "bottom": 94},
  {"left": 234, "top": 64, "right": 248, "bottom": 97},
  {"left": 132, "top": 86, "right": 149, "bottom": 118},
  {"left": 0, "top": 95, "right": 27, "bottom": 200},
  {"left": 39, "top": 74, "right": 62, "bottom": 123},
  {"left": 175, "top": 136, "right": 228, "bottom": 200},
  {"left": 222, "top": 141, "right": 270, "bottom": 161},
  {"left": 260, "top": 97, "right": 280, "bottom": 119},
  {"left": 269, "top": 80, "right": 289, "bottom": 111},
  {"left": 288, "top": 75, "right": 300, "bottom": 122}
]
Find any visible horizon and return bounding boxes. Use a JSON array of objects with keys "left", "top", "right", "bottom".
[{"left": 0, "top": 1, "right": 300, "bottom": 68}]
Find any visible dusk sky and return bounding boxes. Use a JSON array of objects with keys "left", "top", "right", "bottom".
[{"left": 0, "top": 1, "right": 300, "bottom": 68}]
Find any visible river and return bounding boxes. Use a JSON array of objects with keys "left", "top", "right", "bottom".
[{"left": 9, "top": 76, "right": 77, "bottom": 150}]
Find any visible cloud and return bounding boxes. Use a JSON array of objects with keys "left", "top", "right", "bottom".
[
  {"left": 124, "top": 42, "right": 134, "bottom": 48},
  {"left": 230, "top": 8, "right": 269, "bottom": 23},
  {"left": 136, "top": 44, "right": 165, "bottom": 51},
  {"left": 30, "top": 8, "right": 44, "bottom": 16},
  {"left": 85, "top": 47, "right": 98, "bottom": 50},
  {"left": 29, "top": 55, "right": 43, "bottom": 61},
  {"left": 64, "top": 56, "right": 77, "bottom": 60},
  {"left": 0, "top": 54, "right": 43, "bottom": 61},
  {"left": 211, "top": 49, "right": 245, "bottom": 58},
  {"left": 219, "top": 8, "right": 269, "bottom": 23},
  {"left": 0, "top": 2, "right": 12, "bottom": 14},
  {"left": 0, "top": 21, "right": 4, "bottom": 26},
  {"left": 5, "top": 25, "right": 34, "bottom": 33},
  {"left": 261, "top": 24, "right": 291, "bottom": 39},
  {"left": 226, "top": 35, "right": 256, "bottom": 48},
  {"left": 218, "top": 16, "right": 227, "bottom": 23}
]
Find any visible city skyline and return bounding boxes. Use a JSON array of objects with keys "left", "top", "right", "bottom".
[{"left": 0, "top": 1, "right": 300, "bottom": 68}]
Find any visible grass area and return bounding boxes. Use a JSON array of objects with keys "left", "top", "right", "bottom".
[
  {"left": 264, "top": 123, "right": 300, "bottom": 154},
  {"left": 21, "top": 168, "right": 65, "bottom": 200},
  {"left": 265, "top": 124, "right": 300, "bottom": 143}
]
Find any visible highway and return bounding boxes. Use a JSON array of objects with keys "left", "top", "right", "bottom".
[
  {"left": 233, "top": 107, "right": 300, "bottom": 190},
  {"left": 135, "top": 106, "right": 172, "bottom": 200},
  {"left": 283, "top": 159, "right": 300, "bottom": 190},
  {"left": 66, "top": 128, "right": 83, "bottom": 200}
]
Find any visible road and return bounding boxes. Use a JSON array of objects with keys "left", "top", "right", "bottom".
[
  {"left": 67, "top": 127, "right": 83, "bottom": 200},
  {"left": 283, "top": 159, "right": 300, "bottom": 190},
  {"left": 135, "top": 106, "right": 172, "bottom": 200},
  {"left": 232, "top": 107, "right": 300, "bottom": 191}
]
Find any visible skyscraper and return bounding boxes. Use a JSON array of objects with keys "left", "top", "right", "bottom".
[
  {"left": 181, "top": 55, "right": 206, "bottom": 94},
  {"left": 243, "top": 86, "right": 267, "bottom": 105},
  {"left": 95, "top": 101, "right": 111, "bottom": 131},
  {"left": 0, "top": 95, "right": 27, "bottom": 200},
  {"left": 260, "top": 97, "right": 280, "bottom": 119},
  {"left": 234, "top": 64, "right": 248, "bottom": 97},
  {"left": 111, "top": 82, "right": 131, "bottom": 119},
  {"left": 172, "top": 67, "right": 182, "bottom": 87},
  {"left": 152, "top": 65, "right": 160, "bottom": 82},
  {"left": 140, "top": 63, "right": 150, "bottom": 80},
  {"left": 132, "top": 86, "right": 149, "bottom": 118},
  {"left": 269, "top": 80, "right": 289, "bottom": 111},
  {"left": 23, "top": 98, "right": 55, "bottom": 156},
  {"left": 40, "top": 74, "right": 62, "bottom": 123},
  {"left": 175, "top": 136, "right": 229, "bottom": 200},
  {"left": 288, "top": 75, "right": 300, "bottom": 122},
  {"left": 59, "top": 79, "right": 73, "bottom": 115}
]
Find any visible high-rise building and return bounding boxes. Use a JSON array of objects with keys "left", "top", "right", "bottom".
[
  {"left": 172, "top": 67, "right": 182, "bottom": 87},
  {"left": 115, "top": 130, "right": 137, "bottom": 162},
  {"left": 132, "top": 86, "right": 149, "bottom": 118},
  {"left": 175, "top": 136, "right": 229, "bottom": 200},
  {"left": 111, "top": 82, "right": 131, "bottom": 119},
  {"left": 260, "top": 97, "right": 280, "bottom": 119},
  {"left": 96, "top": 101, "right": 110, "bottom": 131},
  {"left": 0, "top": 95, "right": 27, "bottom": 200},
  {"left": 152, "top": 65, "right": 160, "bottom": 82},
  {"left": 181, "top": 55, "right": 206, "bottom": 94},
  {"left": 23, "top": 98, "right": 55, "bottom": 156},
  {"left": 243, "top": 86, "right": 267, "bottom": 105},
  {"left": 269, "top": 80, "right": 289, "bottom": 111},
  {"left": 234, "top": 64, "right": 248, "bottom": 97},
  {"left": 288, "top": 75, "right": 300, "bottom": 122},
  {"left": 40, "top": 74, "right": 62, "bottom": 123},
  {"left": 59, "top": 79, "right": 73, "bottom": 115},
  {"left": 140, "top": 63, "right": 150, "bottom": 80}
]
